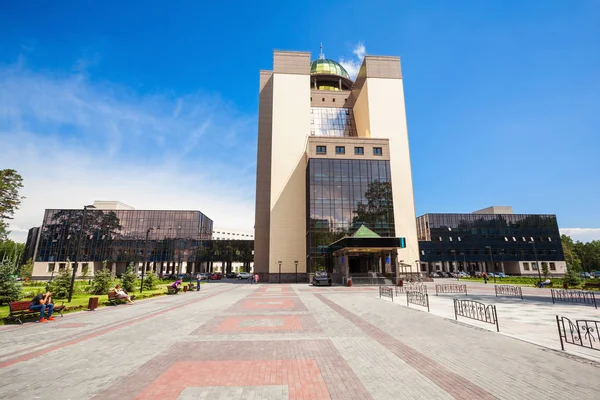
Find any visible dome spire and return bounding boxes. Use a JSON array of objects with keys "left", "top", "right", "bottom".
[{"left": 319, "top": 43, "right": 325, "bottom": 60}]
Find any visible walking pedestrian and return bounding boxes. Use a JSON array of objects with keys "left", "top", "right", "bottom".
[{"left": 195, "top": 273, "right": 201, "bottom": 291}]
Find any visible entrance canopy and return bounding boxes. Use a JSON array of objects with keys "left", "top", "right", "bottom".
[{"left": 327, "top": 224, "right": 406, "bottom": 254}]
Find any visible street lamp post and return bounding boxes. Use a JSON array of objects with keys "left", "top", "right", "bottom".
[
  {"left": 294, "top": 260, "right": 298, "bottom": 283},
  {"left": 486, "top": 245, "right": 496, "bottom": 284},
  {"left": 140, "top": 227, "right": 152, "bottom": 293},
  {"left": 529, "top": 240, "right": 542, "bottom": 286},
  {"left": 69, "top": 205, "right": 89, "bottom": 302},
  {"left": 278, "top": 261, "right": 282, "bottom": 284}
]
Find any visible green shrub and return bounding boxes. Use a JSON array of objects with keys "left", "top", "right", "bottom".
[
  {"left": 20, "top": 258, "right": 34, "bottom": 279},
  {"left": 48, "top": 267, "right": 73, "bottom": 299},
  {"left": 0, "top": 260, "right": 22, "bottom": 305},
  {"left": 143, "top": 272, "right": 158, "bottom": 290},
  {"left": 92, "top": 268, "right": 113, "bottom": 295},
  {"left": 121, "top": 266, "right": 137, "bottom": 293}
]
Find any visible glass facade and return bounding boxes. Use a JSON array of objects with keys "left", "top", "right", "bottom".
[
  {"left": 36, "top": 208, "right": 213, "bottom": 265},
  {"left": 310, "top": 107, "right": 358, "bottom": 137},
  {"left": 417, "top": 213, "right": 564, "bottom": 263},
  {"left": 306, "top": 158, "right": 395, "bottom": 272}
]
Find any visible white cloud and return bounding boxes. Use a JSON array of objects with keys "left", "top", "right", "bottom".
[
  {"left": 0, "top": 62, "right": 257, "bottom": 243},
  {"left": 339, "top": 42, "right": 366, "bottom": 80},
  {"left": 559, "top": 228, "right": 600, "bottom": 243}
]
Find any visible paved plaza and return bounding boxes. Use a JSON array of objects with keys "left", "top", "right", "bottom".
[{"left": 0, "top": 281, "right": 598, "bottom": 399}]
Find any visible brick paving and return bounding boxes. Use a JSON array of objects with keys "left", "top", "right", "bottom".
[{"left": 0, "top": 281, "right": 598, "bottom": 399}]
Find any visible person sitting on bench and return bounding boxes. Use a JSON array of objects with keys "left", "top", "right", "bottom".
[
  {"left": 114, "top": 284, "right": 135, "bottom": 304},
  {"left": 171, "top": 279, "right": 182, "bottom": 294},
  {"left": 29, "top": 292, "right": 55, "bottom": 323},
  {"left": 540, "top": 278, "right": 551, "bottom": 288}
]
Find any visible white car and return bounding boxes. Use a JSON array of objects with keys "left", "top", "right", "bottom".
[{"left": 238, "top": 272, "right": 252, "bottom": 279}]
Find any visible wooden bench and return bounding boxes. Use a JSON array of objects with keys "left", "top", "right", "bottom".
[
  {"left": 583, "top": 282, "right": 600, "bottom": 290},
  {"left": 108, "top": 291, "right": 126, "bottom": 305},
  {"left": 8, "top": 301, "right": 65, "bottom": 325},
  {"left": 167, "top": 285, "right": 177, "bottom": 295}
]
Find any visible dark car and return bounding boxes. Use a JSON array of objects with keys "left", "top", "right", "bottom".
[
  {"left": 312, "top": 271, "right": 332, "bottom": 286},
  {"left": 226, "top": 272, "right": 237, "bottom": 279}
]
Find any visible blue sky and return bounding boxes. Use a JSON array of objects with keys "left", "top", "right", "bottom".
[{"left": 1, "top": 0, "right": 599, "bottom": 242}]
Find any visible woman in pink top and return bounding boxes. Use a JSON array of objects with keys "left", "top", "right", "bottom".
[{"left": 254, "top": 274, "right": 259, "bottom": 284}]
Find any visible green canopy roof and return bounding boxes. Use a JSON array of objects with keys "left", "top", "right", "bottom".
[{"left": 350, "top": 224, "right": 381, "bottom": 238}]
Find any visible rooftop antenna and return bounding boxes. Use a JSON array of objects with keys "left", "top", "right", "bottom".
[{"left": 319, "top": 43, "right": 325, "bottom": 60}]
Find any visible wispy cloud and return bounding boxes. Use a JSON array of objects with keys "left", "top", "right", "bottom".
[
  {"left": 339, "top": 42, "right": 366, "bottom": 80},
  {"left": 560, "top": 228, "right": 600, "bottom": 243},
  {"left": 0, "top": 62, "right": 257, "bottom": 242}
]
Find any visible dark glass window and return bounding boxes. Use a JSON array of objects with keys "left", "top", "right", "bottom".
[
  {"left": 373, "top": 147, "right": 383, "bottom": 156},
  {"left": 335, "top": 146, "right": 345, "bottom": 155},
  {"left": 316, "top": 146, "right": 326, "bottom": 154},
  {"left": 354, "top": 147, "right": 364, "bottom": 155}
]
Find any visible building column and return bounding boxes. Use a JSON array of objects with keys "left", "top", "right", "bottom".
[
  {"left": 111, "top": 262, "right": 116, "bottom": 278},
  {"left": 501, "top": 262, "right": 505, "bottom": 273}
]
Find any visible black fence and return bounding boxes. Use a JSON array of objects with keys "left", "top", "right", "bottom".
[
  {"left": 556, "top": 316, "right": 600, "bottom": 352},
  {"left": 551, "top": 289, "right": 597, "bottom": 309},
  {"left": 406, "top": 291, "right": 429, "bottom": 312},
  {"left": 454, "top": 299, "right": 499, "bottom": 332},
  {"left": 435, "top": 284, "right": 468, "bottom": 296},
  {"left": 494, "top": 285, "right": 523, "bottom": 300},
  {"left": 379, "top": 286, "right": 394, "bottom": 301},
  {"left": 395, "top": 283, "right": 427, "bottom": 296}
]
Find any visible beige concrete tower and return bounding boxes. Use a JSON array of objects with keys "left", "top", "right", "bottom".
[{"left": 255, "top": 49, "right": 419, "bottom": 282}]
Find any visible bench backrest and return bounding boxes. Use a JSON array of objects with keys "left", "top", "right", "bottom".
[
  {"left": 9, "top": 301, "right": 32, "bottom": 312},
  {"left": 108, "top": 291, "right": 117, "bottom": 299}
]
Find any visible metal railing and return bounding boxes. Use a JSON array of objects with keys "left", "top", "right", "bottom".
[
  {"left": 435, "top": 284, "right": 468, "bottom": 296},
  {"left": 556, "top": 316, "right": 600, "bottom": 352},
  {"left": 406, "top": 291, "right": 429, "bottom": 312},
  {"left": 551, "top": 289, "right": 597, "bottom": 309},
  {"left": 454, "top": 299, "right": 499, "bottom": 332},
  {"left": 395, "top": 283, "right": 427, "bottom": 296},
  {"left": 379, "top": 285, "right": 394, "bottom": 301},
  {"left": 494, "top": 284, "right": 523, "bottom": 300}
]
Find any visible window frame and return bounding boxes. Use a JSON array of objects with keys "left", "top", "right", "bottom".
[{"left": 316, "top": 145, "right": 327, "bottom": 155}]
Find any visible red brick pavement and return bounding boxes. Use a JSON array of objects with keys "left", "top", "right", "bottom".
[
  {"left": 93, "top": 340, "right": 372, "bottom": 400},
  {"left": 225, "top": 296, "right": 309, "bottom": 312},
  {"left": 315, "top": 294, "right": 497, "bottom": 400},
  {"left": 135, "top": 360, "right": 329, "bottom": 399}
]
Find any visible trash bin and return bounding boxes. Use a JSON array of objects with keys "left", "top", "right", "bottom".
[
  {"left": 88, "top": 297, "right": 99, "bottom": 311},
  {"left": 347, "top": 277, "right": 353, "bottom": 287},
  {"left": 183, "top": 286, "right": 188, "bottom": 292},
  {"left": 398, "top": 279, "right": 404, "bottom": 287}
]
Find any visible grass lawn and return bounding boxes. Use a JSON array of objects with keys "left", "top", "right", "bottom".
[
  {"left": 458, "top": 276, "right": 599, "bottom": 290},
  {"left": 0, "top": 279, "right": 207, "bottom": 324}
]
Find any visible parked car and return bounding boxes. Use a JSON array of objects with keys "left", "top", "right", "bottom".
[
  {"left": 238, "top": 272, "right": 252, "bottom": 279},
  {"left": 177, "top": 273, "right": 191, "bottom": 281},
  {"left": 581, "top": 272, "right": 591, "bottom": 279},
  {"left": 312, "top": 271, "right": 332, "bottom": 286},
  {"left": 209, "top": 273, "right": 222, "bottom": 280},
  {"left": 199, "top": 273, "right": 209, "bottom": 280},
  {"left": 496, "top": 272, "right": 507, "bottom": 278},
  {"left": 226, "top": 272, "right": 237, "bottom": 279}
]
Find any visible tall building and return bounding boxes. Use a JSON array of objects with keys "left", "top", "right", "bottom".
[
  {"left": 254, "top": 49, "right": 419, "bottom": 282},
  {"left": 417, "top": 206, "right": 566, "bottom": 276}
]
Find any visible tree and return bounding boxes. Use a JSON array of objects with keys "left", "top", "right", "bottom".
[
  {"left": 20, "top": 258, "right": 34, "bottom": 279},
  {"left": 80, "top": 263, "right": 90, "bottom": 281},
  {"left": 0, "top": 259, "right": 22, "bottom": 304},
  {"left": 541, "top": 262, "right": 550, "bottom": 279},
  {"left": 0, "top": 169, "right": 25, "bottom": 240},
  {"left": 564, "top": 267, "right": 581, "bottom": 287},
  {"left": 121, "top": 266, "right": 137, "bottom": 293},
  {"left": 561, "top": 234, "right": 582, "bottom": 272},
  {"left": 143, "top": 271, "right": 158, "bottom": 290},
  {"left": 92, "top": 267, "right": 113, "bottom": 295},
  {"left": 49, "top": 266, "right": 73, "bottom": 299}
]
